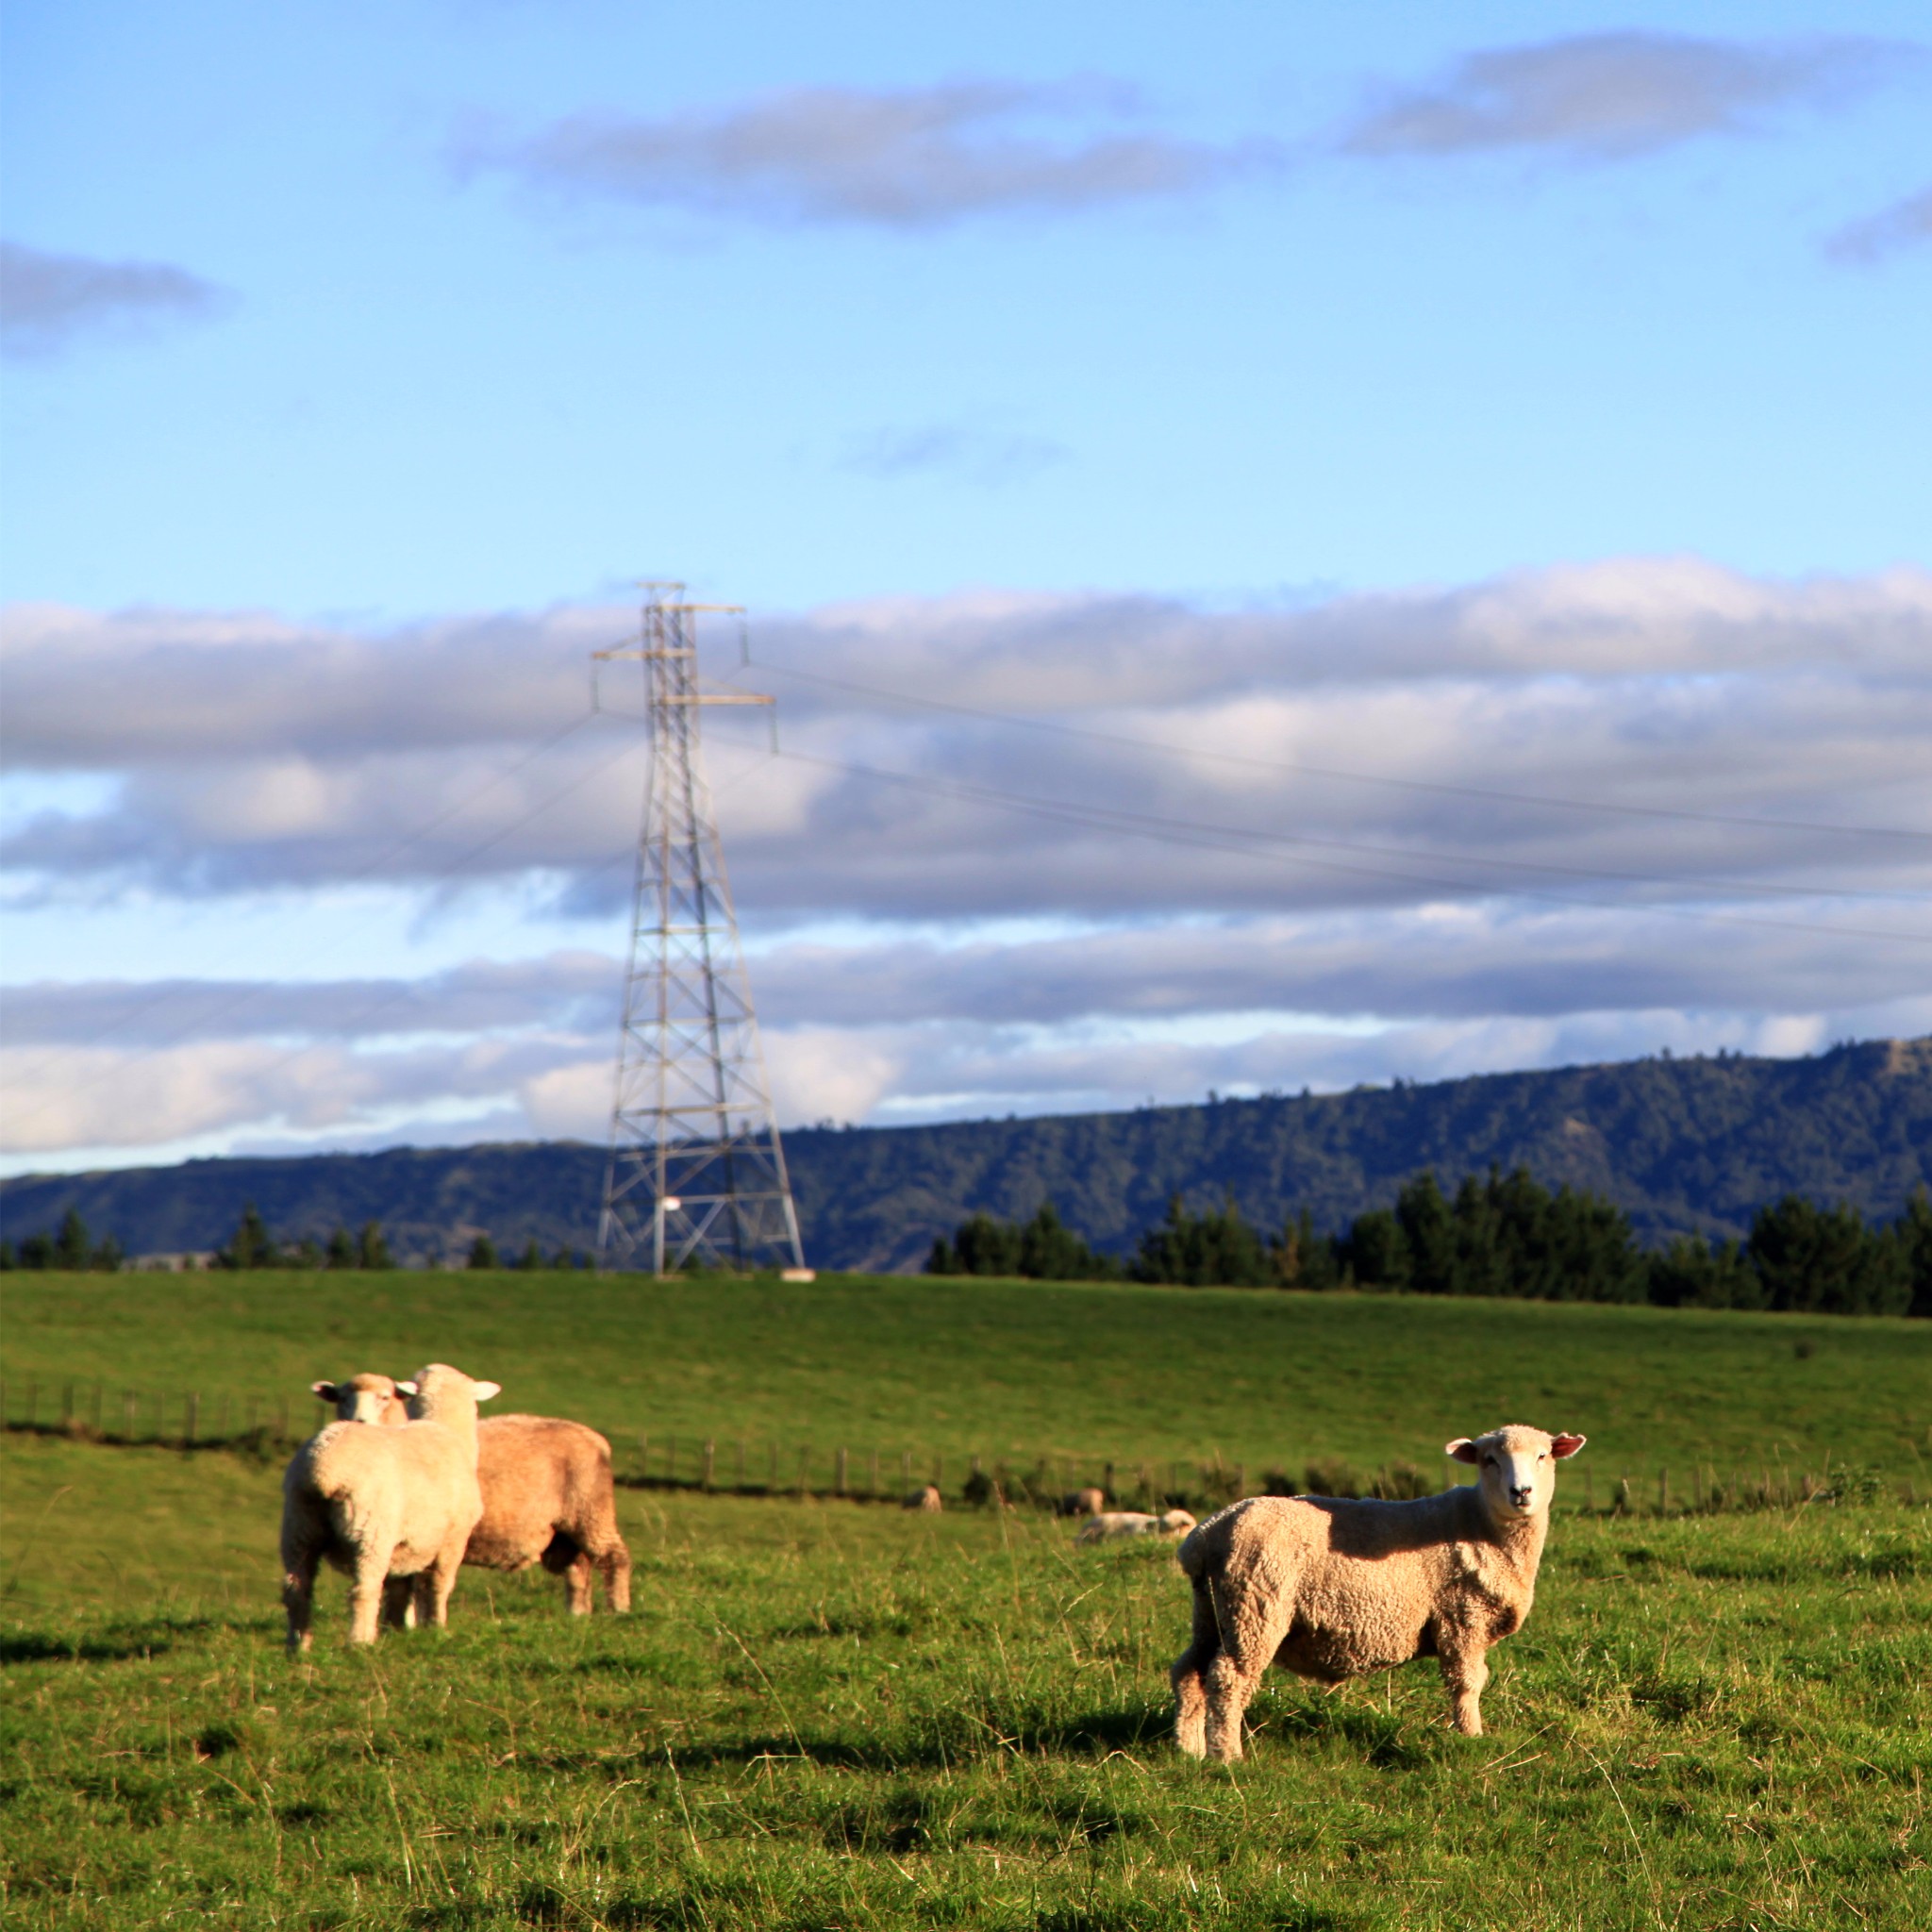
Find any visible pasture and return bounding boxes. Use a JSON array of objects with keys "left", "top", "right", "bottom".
[
  {"left": 2, "top": 1272, "right": 1928, "bottom": 1927},
  {"left": 5, "top": 1267, "right": 1931, "bottom": 1488}
]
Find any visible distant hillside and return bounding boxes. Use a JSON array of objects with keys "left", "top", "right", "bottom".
[{"left": 4, "top": 1038, "right": 1928, "bottom": 1273}]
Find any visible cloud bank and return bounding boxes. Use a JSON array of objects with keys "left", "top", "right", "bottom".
[
  {"left": 5, "top": 561, "right": 1929, "bottom": 1164},
  {"left": 0, "top": 241, "right": 230, "bottom": 359}
]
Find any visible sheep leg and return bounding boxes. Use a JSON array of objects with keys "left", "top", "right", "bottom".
[
  {"left": 562, "top": 1551, "right": 595, "bottom": 1616},
  {"left": 1171, "top": 1575, "right": 1219, "bottom": 1758},
  {"left": 1439, "top": 1640, "right": 1491, "bottom": 1736},
  {"left": 280, "top": 1547, "right": 320, "bottom": 1655},
  {"left": 597, "top": 1540, "right": 632, "bottom": 1615},
  {"left": 1202, "top": 1578, "right": 1280, "bottom": 1763},
  {"left": 346, "top": 1546, "right": 395, "bottom": 1645},
  {"left": 417, "top": 1541, "right": 466, "bottom": 1629}
]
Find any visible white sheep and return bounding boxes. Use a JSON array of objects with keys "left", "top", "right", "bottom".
[
  {"left": 1058, "top": 1486, "right": 1108, "bottom": 1518},
  {"left": 903, "top": 1483, "right": 943, "bottom": 1512},
  {"left": 1172, "top": 1424, "right": 1586, "bottom": 1758},
  {"left": 1077, "top": 1507, "right": 1197, "bottom": 1543},
  {"left": 279, "top": 1361, "right": 500, "bottom": 1650}
]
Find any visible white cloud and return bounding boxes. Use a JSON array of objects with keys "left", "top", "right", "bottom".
[
  {"left": 0, "top": 241, "right": 232, "bottom": 359},
  {"left": 1825, "top": 184, "right": 1932, "bottom": 263},
  {"left": 457, "top": 80, "right": 1277, "bottom": 229},
  {"left": 1340, "top": 32, "right": 1908, "bottom": 162}
]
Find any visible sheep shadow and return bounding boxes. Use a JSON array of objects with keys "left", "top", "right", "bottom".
[
  {"left": 0, "top": 1630, "right": 179, "bottom": 1664},
  {"left": 644, "top": 1704, "right": 1174, "bottom": 1775}
]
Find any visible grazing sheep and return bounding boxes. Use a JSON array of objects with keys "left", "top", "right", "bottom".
[
  {"left": 1058, "top": 1486, "right": 1108, "bottom": 1518},
  {"left": 279, "top": 1362, "right": 499, "bottom": 1651},
  {"left": 312, "top": 1373, "right": 412, "bottom": 1426},
  {"left": 1077, "top": 1508, "right": 1195, "bottom": 1543},
  {"left": 903, "top": 1484, "right": 943, "bottom": 1512},
  {"left": 1172, "top": 1424, "right": 1586, "bottom": 1759},
  {"left": 468, "top": 1415, "right": 632, "bottom": 1614}
]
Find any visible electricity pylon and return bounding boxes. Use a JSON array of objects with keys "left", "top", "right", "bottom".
[{"left": 593, "top": 584, "right": 805, "bottom": 1275}]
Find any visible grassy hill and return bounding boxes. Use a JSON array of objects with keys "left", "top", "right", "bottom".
[
  {"left": 4, "top": 1036, "right": 1928, "bottom": 1271},
  {"left": 6, "top": 1265, "right": 1928, "bottom": 1488}
]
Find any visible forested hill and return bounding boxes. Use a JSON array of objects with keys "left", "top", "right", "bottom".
[{"left": 4, "top": 1038, "right": 1928, "bottom": 1273}]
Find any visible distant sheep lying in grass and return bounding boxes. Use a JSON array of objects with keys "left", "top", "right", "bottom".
[
  {"left": 1172, "top": 1424, "right": 1586, "bottom": 1759},
  {"left": 468, "top": 1414, "right": 632, "bottom": 1615},
  {"left": 1058, "top": 1486, "right": 1108, "bottom": 1518},
  {"left": 903, "top": 1484, "right": 943, "bottom": 1512},
  {"left": 1077, "top": 1508, "right": 1196, "bottom": 1543},
  {"left": 281, "top": 1362, "right": 498, "bottom": 1650}
]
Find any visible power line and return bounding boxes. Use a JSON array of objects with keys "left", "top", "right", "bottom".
[
  {"left": 774, "top": 745, "right": 1932, "bottom": 949},
  {"left": 745, "top": 657, "right": 1932, "bottom": 847}
]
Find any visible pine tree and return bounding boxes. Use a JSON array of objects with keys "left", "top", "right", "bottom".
[
  {"left": 54, "top": 1208, "right": 92, "bottom": 1272},
  {"left": 357, "top": 1221, "right": 391, "bottom": 1270},
  {"left": 467, "top": 1233, "right": 498, "bottom": 1270},
  {"left": 218, "top": 1204, "right": 278, "bottom": 1270},
  {"left": 325, "top": 1226, "right": 357, "bottom": 1269}
]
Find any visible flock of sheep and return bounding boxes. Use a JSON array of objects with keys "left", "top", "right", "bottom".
[{"left": 279, "top": 1364, "right": 1584, "bottom": 1757}]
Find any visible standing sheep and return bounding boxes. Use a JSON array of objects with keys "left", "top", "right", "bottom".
[
  {"left": 303, "top": 1376, "right": 632, "bottom": 1615},
  {"left": 280, "top": 1362, "right": 499, "bottom": 1651},
  {"left": 468, "top": 1415, "right": 632, "bottom": 1614},
  {"left": 1172, "top": 1424, "right": 1585, "bottom": 1758}
]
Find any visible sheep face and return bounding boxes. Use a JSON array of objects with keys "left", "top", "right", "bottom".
[
  {"left": 312, "top": 1374, "right": 415, "bottom": 1425},
  {"left": 1445, "top": 1424, "right": 1586, "bottom": 1523}
]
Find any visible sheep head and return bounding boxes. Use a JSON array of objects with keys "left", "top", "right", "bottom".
[
  {"left": 312, "top": 1374, "right": 413, "bottom": 1425},
  {"left": 1445, "top": 1424, "right": 1586, "bottom": 1522},
  {"left": 402, "top": 1362, "right": 503, "bottom": 1423}
]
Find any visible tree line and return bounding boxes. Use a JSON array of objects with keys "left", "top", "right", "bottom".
[
  {"left": 926, "top": 1170, "right": 1932, "bottom": 1318},
  {"left": 0, "top": 1204, "right": 591, "bottom": 1273}
]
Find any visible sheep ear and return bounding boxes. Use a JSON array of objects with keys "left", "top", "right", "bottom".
[
  {"left": 393, "top": 1380, "right": 417, "bottom": 1397},
  {"left": 473, "top": 1380, "right": 502, "bottom": 1402},
  {"left": 1445, "top": 1439, "right": 1480, "bottom": 1464},
  {"left": 312, "top": 1382, "right": 338, "bottom": 1402},
  {"left": 1550, "top": 1433, "right": 1587, "bottom": 1458}
]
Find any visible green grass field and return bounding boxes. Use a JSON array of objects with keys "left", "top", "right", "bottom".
[
  {"left": 2, "top": 1431, "right": 1927, "bottom": 1930},
  {"left": 3, "top": 1274, "right": 1929, "bottom": 1927},
  {"left": 6, "top": 1269, "right": 1931, "bottom": 1492}
]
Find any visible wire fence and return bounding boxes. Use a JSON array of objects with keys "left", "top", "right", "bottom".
[{"left": 0, "top": 1374, "right": 1921, "bottom": 1515}]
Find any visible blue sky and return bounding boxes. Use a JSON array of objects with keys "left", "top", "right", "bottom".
[{"left": 3, "top": 2, "right": 1929, "bottom": 1181}]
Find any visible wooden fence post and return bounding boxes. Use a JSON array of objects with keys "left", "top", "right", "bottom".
[
  {"left": 26, "top": 1380, "right": 39, "bottom": 1426},
  {"left": 123, "top": 1390, "right": 137, "bottom": 1441},
  {"left": 702, "top": 1441, "right": 715, "bottom": 1492},
  {"left": 185, "top": 1392, "right": 199, "bottom": 1446},
  {"left": 836, "top": 1447, "right": 848, "bottom": 1495},
  {"left": 1104, "top": 1460, "right": 1115, "bottom": 1501},
  {"left": 900, "top": 1450, "right": 912, "bottom": 1488}
]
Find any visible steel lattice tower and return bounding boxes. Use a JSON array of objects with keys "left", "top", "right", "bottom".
[{"left": 594, "top": 585, "right": 805, "bottom": 1275}]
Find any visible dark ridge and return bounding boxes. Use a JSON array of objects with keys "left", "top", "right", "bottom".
[{"left": 3, "top": 1038, "right": 1927, "bottom": 1273}]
